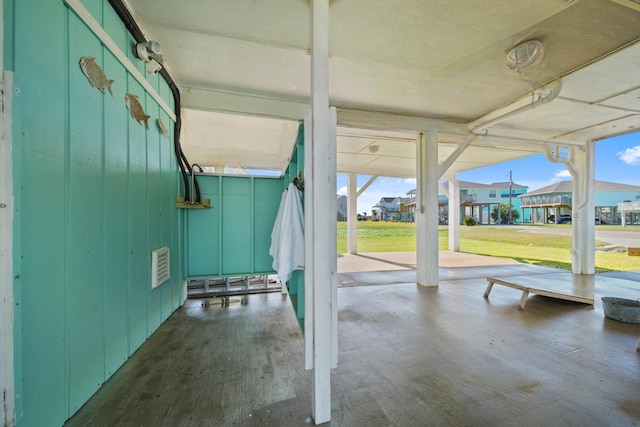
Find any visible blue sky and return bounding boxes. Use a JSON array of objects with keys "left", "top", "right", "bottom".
[{"left": 337, "top": 133, "right": 640, "bottom": 215}]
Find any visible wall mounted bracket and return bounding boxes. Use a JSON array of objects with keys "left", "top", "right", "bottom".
[{"left": 176, "top": 197, "right": 211, "bottom": 209}]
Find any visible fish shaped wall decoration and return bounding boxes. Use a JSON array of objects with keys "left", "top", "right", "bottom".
[
  {"left": 157, "top": 118, "right": 169, "bottom": 136},
  {"left": 79, "top": 56, "right": 114, "bottom": 96},
  {"left": 125, "top": 94, "right": 150, "bottom": 129}
]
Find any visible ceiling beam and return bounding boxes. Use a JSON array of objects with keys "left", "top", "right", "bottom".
[
  {"left": 438, "top": 136, "right": 475, "bottom": 178},
  {"left": 337, "top": 108, "right": 469, "bottom": 136},
  {"left": 181, "top": 86, "right": 308, "bottom": 121},
  {"left": 468, "top": 137, "right": 553, "bottom": 153},
  {"left": 356, "top": 175, "right": 378, "bottom": 197},
  {"left": 475, "top": 129, "right": 587, "bottom": 148}
]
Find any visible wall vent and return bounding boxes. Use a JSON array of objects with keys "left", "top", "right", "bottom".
[{"left": 151, "top": 246, "right": 170, "bottom": 289}]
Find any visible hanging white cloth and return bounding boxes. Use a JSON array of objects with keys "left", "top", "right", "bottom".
[{"left": 269, "top": 183, "right": 305, "bottom": 287}]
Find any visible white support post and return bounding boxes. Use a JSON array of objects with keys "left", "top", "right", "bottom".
[
  {"left": 571, "top": 143, "right": 596, "bottom": 274},
  {"left": 303, "top": 114, "right": 314, "bottom": 370},
  {"left": 416, "top": 132, "right": 439, "bottom": 287},
  {"left": 1, "top": 70, "right": 15, "bottom": 426},
  {"left": 416, "top": 133, "right": 427, "bottom": 286},
  {"left": 347, "top": 173, "right": 358, "bottom": 254},
  {"left": 309, "top": 0, "right": 334, "bottom": 423},
  {"left": 448, "top": 177, "right": 460, "bottom": 252},
  {"left": 329, "top": 108, "right": 338, "bottom": 370},
  {"left": 586, "top": 143, "right": 596, "bottom": 275}
]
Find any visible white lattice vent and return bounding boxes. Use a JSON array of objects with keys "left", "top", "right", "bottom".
[{"left": 151, "top": 246, "right": 170, "bottom": 289}]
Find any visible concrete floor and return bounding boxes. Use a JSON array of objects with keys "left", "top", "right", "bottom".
[{"left": 66, "top": 253, "right": 640, "bottom": 426}]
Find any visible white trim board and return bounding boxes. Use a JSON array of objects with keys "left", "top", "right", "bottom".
[{"left": 0, "top": 70, "right": 16, "bottom": 427}]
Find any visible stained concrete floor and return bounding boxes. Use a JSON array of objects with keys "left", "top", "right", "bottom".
[{"left": 66, "top": 253, "right": 640, "bottom": 426}]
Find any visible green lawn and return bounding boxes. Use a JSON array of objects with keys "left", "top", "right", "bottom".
[{"left": 337, "top": 221, "right": 640, "bottom": 272}]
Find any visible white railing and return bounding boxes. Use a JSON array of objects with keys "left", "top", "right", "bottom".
[{"left": 520, "top": 196, "right": 571, "bottom": 207}]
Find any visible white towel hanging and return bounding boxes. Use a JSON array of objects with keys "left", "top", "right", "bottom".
[{"left": 269, "top": 183, "right": 305, "bottom": 287}]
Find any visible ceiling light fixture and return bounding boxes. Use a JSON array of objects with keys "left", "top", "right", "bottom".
[
  {"left": 368, "top": 145, "right": 379, "bottom": 153},
  {"left": 506, "top": 40, "right": 543, "bottom": 72}
]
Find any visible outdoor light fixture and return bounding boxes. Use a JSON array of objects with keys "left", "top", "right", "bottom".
[
  {"left": 368, "top": 145, "right": 379, "bottom": 153},
  {"left": 134, "top": 40, "right": 164, "bottom": 74},
  {"left": 506, "top": 40, "right": 543, "bottom": 72}
]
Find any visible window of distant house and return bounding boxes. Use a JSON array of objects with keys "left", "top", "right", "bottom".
[{"left": 489, "top": 190, "right": 496, "bottom": 198}]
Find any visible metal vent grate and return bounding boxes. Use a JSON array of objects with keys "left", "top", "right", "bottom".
[{"left": 151, "top": 246, "right": 170, "bottom": 289}]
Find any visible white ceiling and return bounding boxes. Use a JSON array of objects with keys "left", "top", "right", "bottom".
[{"left": 125, "top": 0, "right": 640, "bottom": 178}]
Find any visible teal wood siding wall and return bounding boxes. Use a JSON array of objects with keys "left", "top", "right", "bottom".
[
  {"left": 185, "top": 175, "right": 282, "bottom": 279},
  {"left": 9, "top": 1, "right": 183, "bottom": 425},
  {"left": 283, "top": 124, "right": 305, "bottom": 330},
  {"left": 596, "top": 190, "right": 640, "bottom": 205}
]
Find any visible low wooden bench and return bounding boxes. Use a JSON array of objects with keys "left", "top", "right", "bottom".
[
  {"left": 484, "top": 276, "right": 595, "bottom": 310},
  {"left": 628, "top": 247, "right": 640, "bottom": 256}
]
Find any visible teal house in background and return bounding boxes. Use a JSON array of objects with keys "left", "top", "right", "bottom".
[
  {"left": 455, "top": 180, "right": 529, "bottom": 224},
  {"left": 519, "top": 180, "right": 640, "bottom": 224}
]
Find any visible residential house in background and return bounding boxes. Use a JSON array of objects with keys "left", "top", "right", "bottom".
[
  {"left": 458, "top": 180, "right": 528, "bottom": 223},
  {"left": 372, "top": 195, "right": 415, "bottom": 222},
  {"left": 519, "top": 180, "right": 640, "bottom": 224},
  {"left": 403, "top": 191, "right": 449, "bottom": 224},
  {"left": 402, "top": 180, "right": 528, "bottom": 224}
]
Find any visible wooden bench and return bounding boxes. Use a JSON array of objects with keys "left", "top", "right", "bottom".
[
  {"left": 628, "top": 247, "right": 640, "bottom": 256},
  {"left": 484, "top": 276, "right": 594, "bottom": 310}
]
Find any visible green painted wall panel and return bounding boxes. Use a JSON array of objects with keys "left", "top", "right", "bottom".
[
  {"left": 186, "top": 175, "right": 221, "bottom": 276},
  {"left": 222, "top": 177, "right": 252, "bottom": 275},
  {"left": 68, "top": 16, "right": 105, "bottom": 412},
  {"left": 81, "top": 0, "right": 103, "bottom": 24},
  {"left": 185, "top": 175, "right": 281, "bottom": 279},
  {"left": 103, "top": 3, "right": 127, "bottom": 52},
  {"left": 12, "top": 0, "right": 68, "bottom": 424},
  {"left": 159, "top": 110, "right": 175, "bottom": 321},
  {"left": 170, "top": 124, "right": 183, "bottom": 311},
  {"left": 102, "top": 50, "right": 130, "bottom": 377},
  {"left": 127, "top": 76, "right": 149, "bottom": 354},
  {"left": 253, "top": 179, "right": 282, "bottom": 272},
  {"left": 11, "top": 2, "right": 182, "bottom": 425},
  {"left": 147, "top": 100, "right": 163, "bottom": 332}
]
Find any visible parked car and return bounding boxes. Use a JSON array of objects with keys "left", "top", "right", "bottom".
[{"left": 548, "top": 214, "right": 572, "bottom": 223}]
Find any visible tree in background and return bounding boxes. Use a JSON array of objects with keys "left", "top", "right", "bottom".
[{"left": 491, "top": 203, "right": 520, "bottom": 224}]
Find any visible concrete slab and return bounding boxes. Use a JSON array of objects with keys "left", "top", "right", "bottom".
[
  {"left": 338, "top": 251, "right": 518, "bottom": 274},
  {"left": 67, "top": 272, "right": 640, "bottom": 427}
]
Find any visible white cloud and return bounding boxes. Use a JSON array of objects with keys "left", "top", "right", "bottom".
[
  {"left": 403, "top": 178, "right": 416, "bottom": 186},
  {"left": 337, "top": 186, "right": 347, "bottom": 195},
  {"left": 553, "top": 169, "right": 571, "bottom": 180},
  {"left": 617, "top": 146, "right": 640, "bottom": 165}
]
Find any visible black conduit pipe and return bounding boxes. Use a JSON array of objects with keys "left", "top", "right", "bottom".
[{"left": 108, "top": 0, "right": 201, "bottom": 203}]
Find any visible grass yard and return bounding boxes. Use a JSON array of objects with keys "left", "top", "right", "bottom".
[{"left": 337, "top": 221, "right": 640, "bottom": 272}]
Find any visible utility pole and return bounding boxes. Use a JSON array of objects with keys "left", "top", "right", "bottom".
[{"left": 508, "top": 170, "right": 513, "bottom": 224}]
